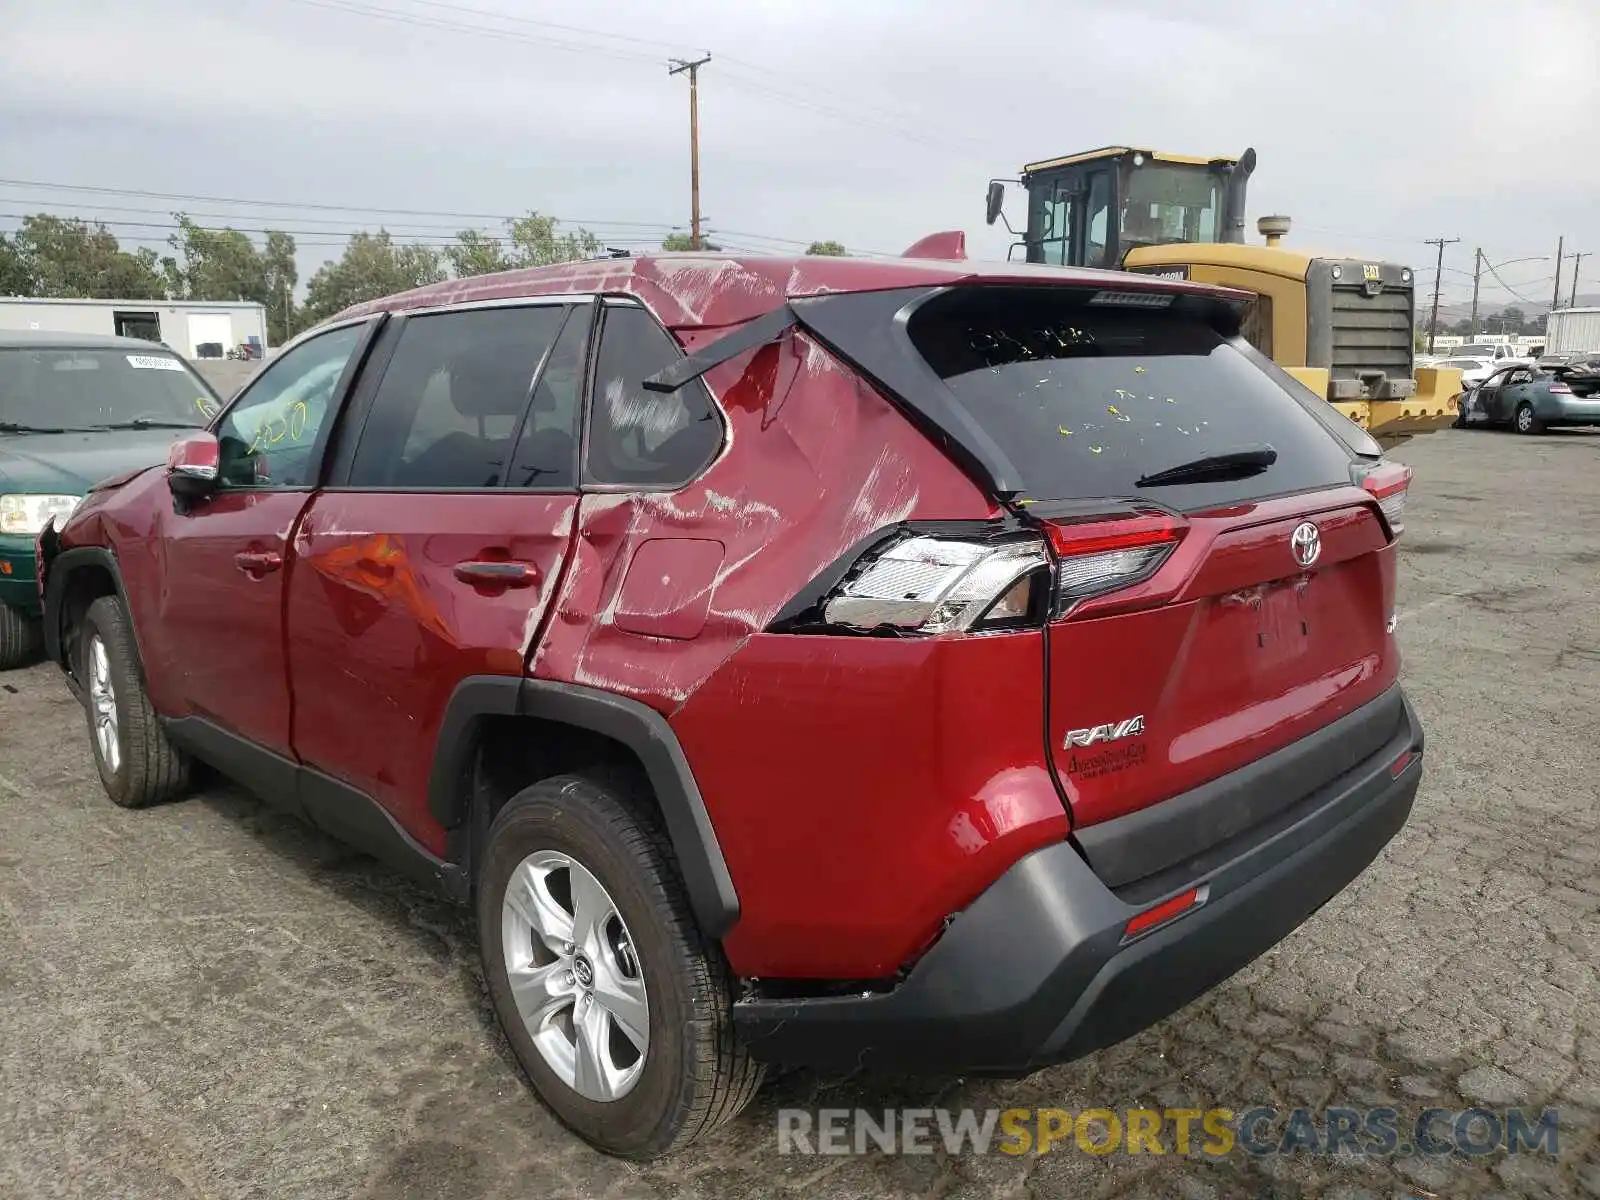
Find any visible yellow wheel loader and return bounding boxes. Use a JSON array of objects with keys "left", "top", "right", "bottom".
[{"left": 985, "top": 147, "right": 1460, "bottom": 443}]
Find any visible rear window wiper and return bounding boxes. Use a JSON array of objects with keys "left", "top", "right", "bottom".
[
  {"left": 0, "top": 421, "right": 84, "bottom": 434},
  {"left": 1136, "top": 444, "right": 1278, "bottom": 487},
  {"left": 92, "top": 419, "right": 205, "bottom": 430}
]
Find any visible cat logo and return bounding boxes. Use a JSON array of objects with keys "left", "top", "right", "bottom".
[{"left": 1362, "top": 264, "right": 1382, "bottom": 282}]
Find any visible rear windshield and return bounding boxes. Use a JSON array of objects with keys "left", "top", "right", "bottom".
[
  {"left": 907, "top": 287, "right": 1356, "bottom": 507},
  {"left": 0, "top": 348, "right": 217, "bottom": 430}
]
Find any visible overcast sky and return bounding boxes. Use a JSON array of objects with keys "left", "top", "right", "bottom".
[{"left": 3, "top": 0, "right": 1597, "bottom": 309}]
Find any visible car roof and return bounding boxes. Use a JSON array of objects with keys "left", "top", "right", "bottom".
[
  {"left": 0, "top": 329, "right": 181, "bottom": 353},
  {"left": 331, "top": 251, "right": 1250, "bottom": 330}
]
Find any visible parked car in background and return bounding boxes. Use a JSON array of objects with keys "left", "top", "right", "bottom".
[
  {"left": 1459, "top": 359, "right": 1600, "bottom": 433},
  {"left": 1435, "top": 355, "right": 1499, "bottom": 388},
  {"left": 0, "top": 332, "right": 220, "bottom": 667},
  {"left": 38, "top": 253, "right": 1423, "bottom": 1159},
  {"left": 1454, "top": 342, "right": 1529, "bottom": 365}
]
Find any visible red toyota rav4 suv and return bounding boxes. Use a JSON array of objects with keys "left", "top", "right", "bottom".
[{"left": 38, "top": 252, "right": 1423, "bottom": 1159}]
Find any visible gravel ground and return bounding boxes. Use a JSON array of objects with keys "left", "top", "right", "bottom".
[{"left": 1, "top": 427, "right": 1597, "bottom": 1199}]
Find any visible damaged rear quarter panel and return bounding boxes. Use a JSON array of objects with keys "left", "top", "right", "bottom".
[{"left": 532, "top": 322, "right": 1068, "bottom": 979}]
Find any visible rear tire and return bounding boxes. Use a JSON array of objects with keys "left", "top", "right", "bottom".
[
  {"left": 79, "top": 596, "right": 191, "bottom": 808},
  {"left": 477, "top": 772, "right": 763, "bottom": 1159},
  {"left": 1515, "top": 402, "right": 1543, "bottom": 435},
  {"left": 0, "top": 603, "right": 41, "bottom": 670}
]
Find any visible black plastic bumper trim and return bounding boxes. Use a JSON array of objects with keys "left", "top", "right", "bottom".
[
  {"left": 731, "top": 692, "right": 1422, "bottom": 1073},
  {"left": 1075, "top": 683, "right": 1410, "bottom": 894}
]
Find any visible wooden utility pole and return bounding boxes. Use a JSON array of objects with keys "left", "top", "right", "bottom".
[
  {"left": 1424, "top": 237, "right": 1459, "bottom": 354},
  {"left": 669, "top": 55, "right": 712, "bottom": 250},
  {"left": 1469, "top": 247, "right": 1483, "bottom": 337},
  {"left": 1552, "top": 236, "right": 1564, "bottom": 314},
  {"left": 1570, "top": 251, "right": 1587, "bottom": 308}
]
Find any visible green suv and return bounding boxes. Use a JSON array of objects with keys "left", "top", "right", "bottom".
[{"left": 1, "top": 331, "right": 221, "bottom": 666}]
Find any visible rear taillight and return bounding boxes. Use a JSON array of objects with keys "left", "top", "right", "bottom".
[
  {"left": 1043, "top": 513, "right": 1185, "bottom": 615},
  {"left": 1352, "top": 460, "right": 1412, "bottom": 538},
  {"left": 820, "top": 534, "right": 1050, "bottom": 635},
  {"left": 1550, "top": 380, "right": 1572, "bottom": 395}
]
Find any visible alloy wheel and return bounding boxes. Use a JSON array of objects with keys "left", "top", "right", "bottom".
[
  {"left": 88, "top": 635, "right": 120, "bottom": 774},
  {"left": 501, "top": 849, "right": 649, "bottom": 1102}
]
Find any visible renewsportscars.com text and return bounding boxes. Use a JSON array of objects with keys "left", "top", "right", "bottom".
[{"left": 777, "top": 1106, "right": 1561, "bottom": 1158}]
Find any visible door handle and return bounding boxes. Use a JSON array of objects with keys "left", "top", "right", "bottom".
[
  {"left": 453, "top": 560, "right": 539, "bottom": 589},
  {"left": 235, "top": 549, "right": 283, "bottom": 576}
]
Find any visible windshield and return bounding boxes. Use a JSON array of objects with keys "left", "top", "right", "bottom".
[
  {"left": 907, "top": 286, "right": 1354, "bottom": 508},
  {"left": 1120, "top": 163, "right": 1222, "bottom": 248},
  {"left": 0, "top": 348, "right": 218, "bottom": 430}
]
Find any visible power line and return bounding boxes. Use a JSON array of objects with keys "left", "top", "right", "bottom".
[
  {"left": 308, "top": 0, "right": 974, "bottom": 149},
  {"left": 268, "top": 0, "right": 982, "bottom": 156},
  {"left": 0, "top": 178, "right": 673, "bottom": 227},
  {"left": 274, "top": 0, "right": 667, "bottom": 66},
  {"left": 0, "top": 194, "right": 679, "bottom": 234}
]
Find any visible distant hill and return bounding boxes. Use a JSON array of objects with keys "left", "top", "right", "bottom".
[{"left": 1431, "top": 293, "right": 1600, "bottom": 322}]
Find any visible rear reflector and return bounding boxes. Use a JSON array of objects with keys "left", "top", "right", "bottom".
[
  {"left": 1044, "top": 513, "right": 1185, "bottom": 614},
  {"left": 1123, "top": 885, "right": 1206, "bottom": 941},
  {"left": 1389, "top": 748, "right": 1418, "bottom": 777}
]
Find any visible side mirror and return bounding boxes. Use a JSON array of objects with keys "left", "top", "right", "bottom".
[
  {"left": 167, "top": 430, "right": 220, "bottom": 501},
  {"left": 985, "top": 181, "right": 1006, "bottom": 227}
]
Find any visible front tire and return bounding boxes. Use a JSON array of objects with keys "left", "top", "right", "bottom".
[
  {"left": 0, "top": 603, "right": 41, "bottom": 669},
  {"left": 477, "top": 773, "right": 763, "bottom": 1159},
  {"left": 1515, "top": 402, "right": 1544, "bottom": 435},
  {"left": 79, "top": 596, "right": 191, "bottom": 808}
]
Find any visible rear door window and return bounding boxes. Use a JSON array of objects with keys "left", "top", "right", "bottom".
[
  {"left": 584, "top": 305, "right": 723, "bottom": 488},
  {"left": 907, "top": 286, "right": 1357, "bottom": 508}
]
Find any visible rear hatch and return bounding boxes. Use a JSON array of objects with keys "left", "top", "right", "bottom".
[{"left": 903, "top": 285, "right": 1407, "bottom": 846}]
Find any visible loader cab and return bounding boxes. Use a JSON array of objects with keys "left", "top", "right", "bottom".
[{"left": 992, "top": 147, "right": 1254, "bottom": 269}]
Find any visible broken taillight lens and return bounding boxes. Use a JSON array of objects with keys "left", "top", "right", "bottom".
[
  {"left": 1352, "top": 460, "right": 1412, "bottom": 538},
  {"left": 1043, "top": 513, "right": 1186, "bottom": 615},
  {"left": 821, "top": 535, "right": 1050, "bottom": 635}
]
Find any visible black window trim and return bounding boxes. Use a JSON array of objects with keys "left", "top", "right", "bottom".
[
  {"left": 321, "top": 297, "right": 584, "bottom": 496},
  {"left": 210, "top": 314, "right": 387, "bottom": 494},
  {"left": 578, "top": 294, "right": 729, "bottom": 495}
]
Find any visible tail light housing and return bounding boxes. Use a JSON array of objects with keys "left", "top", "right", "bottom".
[
  {"left": 1351, "top": 460, "right": 1412, "bottom": 537},
  {"left": 819, "top": 534, "right": 1050, "bottom": 635},
  {"left": 1043, "top": 513, "right": 1185, "bottom": 615},
  {"left": 1549, "top": 380, "right": 1572, "bottom": 395}
]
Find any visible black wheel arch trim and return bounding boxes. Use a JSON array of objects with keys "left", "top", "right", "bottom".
[
  {"left": 40, "top": 544, "right": 140, "bottom": 689},
  {"left": 429, "top": 674, "right": 741, "bottom": 938}
]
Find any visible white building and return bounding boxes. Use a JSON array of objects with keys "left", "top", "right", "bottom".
[{"left": 0, "top": 298, "right": 268, "bottom": 358}]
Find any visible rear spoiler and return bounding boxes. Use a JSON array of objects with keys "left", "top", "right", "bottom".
[{"left": 901, "top": 231, "right": 967, "bottom": 261}]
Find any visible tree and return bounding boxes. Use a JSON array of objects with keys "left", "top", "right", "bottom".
[
  {"left": 262, "top": 230, "right": 299, "bottom": 345},
  {"left": 162, "top": 215, "right": 265, "bottom": 302},
  {"left": 5, "top": 215, "right": 164, "bottom": 299},
  {"left": 447, "top": 229, "right": 513, "bottom": 279},
  {"left": 0, "top": 234, "right": 27, "bottom": 296},
  {"left": 301, "top": 230, "right": 446, "bottom": 325},
  {"left": 162, "top": 215, "right": 302, "bottom": 344},
  {"left": 660, "top": 232, "right": 722, "bottom": 252},
  {"left": 506, "top": 213, "right": 600, "bottom": 267},
  {"left": 1498, "top": 306, "right": 1527, "bottom": 335},
  {"left": 447, "top": 213, "right": 601, "bottom": 279},
  {"left": 805, "top": 240, "right": 848, "bottom": 256}
]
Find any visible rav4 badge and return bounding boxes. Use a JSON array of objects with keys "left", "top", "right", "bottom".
[{"left": 1064, "top": 716, "right": 1145, "bottom": 749}]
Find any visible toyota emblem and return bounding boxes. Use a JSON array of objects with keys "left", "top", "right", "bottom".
[{"left": 1290, "top": 521, "right": 1321, "bottom": 568}]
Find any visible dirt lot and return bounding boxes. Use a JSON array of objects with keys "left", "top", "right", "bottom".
[{"left": 2, "top": 428, "right": 1597, "bottom": 1198}]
